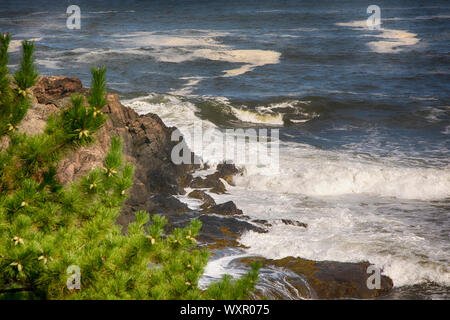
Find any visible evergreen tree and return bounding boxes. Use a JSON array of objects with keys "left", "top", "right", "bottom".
[{"left": 0, "top": 34, "right": 260, "bottom": 300}]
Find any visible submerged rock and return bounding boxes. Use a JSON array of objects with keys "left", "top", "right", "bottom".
[{"left": 249, "top": 218, "right": 308, "bottom": 228}]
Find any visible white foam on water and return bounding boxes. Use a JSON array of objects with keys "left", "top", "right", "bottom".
[
  {"left": 230, "top": 107, "right": 284, "bottom": 125},
  {"left": 169, "top": 76, "right": 206, "bottom": 96},
  {"left": 73, "top": 48, "right": 148, "bottom": 63},
  {"left": 36, "top": 58, "right": 62, "bottom": 69},
  {"left": 368, "top": 29, "right": 419, "bottom": 54},
  {"left": 83, "top": 31, "right": 282, "bottom": 78},
  {"left": 227, "top": 100, "right": 317, "bottom": 125},
  {"left": 238, "top": 221, "right": 450, "bottom": 287},
  {"left": 110, "top": 31, "right": 227, "bottom": 48},
  {"left": 9, "top": 37, "right": 42, "bottom": 53},
  {"left": 123, "top": 93, "right": 204, "bottom": 129},
  {"left": 209, "top": 140, "right": 450, "bottom": 287},
  {"left": 156, "top": 48, "right": 280, "bottom": 77},
  {"left": 336, "top": 20, "right": 420, "bottom": 53}
]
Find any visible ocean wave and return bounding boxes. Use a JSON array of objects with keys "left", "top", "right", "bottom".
[
  {"left": 125, "top": 92, "right": 450, "bottom": 200},
  {"left": 236, "top": 142, "right": 450, "bottom": 200},
  {"left": 230, "top": 107, "right": 284, "bottom": 125},
  {"left": 336, "top": 20, "right": 420, "bottom": 53}
]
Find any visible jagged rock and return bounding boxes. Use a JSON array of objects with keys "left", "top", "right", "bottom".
[
  {"left": 188, "top": 190, "right": 216, "bottom": 209},
  {"left": 31, "top": 76, "right": 87, "bottom": 105},
  {"left": 205, "top": 201, "right": 243, "bottom": 216},
  {"left": 212, "top": 162, "right": 240, "bottom": 185},
  {"left": 197, "top": 215, "right": 267, "bottom": 249},
  {"left": 148, "top": 193, "right": 190, "bottom": 214},
  {"left": 24, "top": 76, "right": 197, "bottom": 225},
  {"left": 189, "top": 175, "right": 226, "bottom": 194},
  {"left": 279, "top": 219, "right": 308, "bottom": 228},
  {"left": 250, "top": 219, "right": 273, "bottom": 227},
  {"left": 177, "top": 173, "right": 193, "bottom": 188},
  {"left": 247, "top": 219, "right": 307, "bottom": 228},
  {"left": 239, "top": 256, "right": 393, "bottom": 299}
]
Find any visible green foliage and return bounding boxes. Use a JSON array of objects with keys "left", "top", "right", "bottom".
[
  {"left": 0, "top": 34, "right": 37, "bottom": 137},
  {"left": 14, "top": 41, "right": 38, "bottom": 90},
  {"left": 87, "top": 66, "right": 108, "bottom": 111},
  {"left": 0, "top": 35, "right": 260, "bottom": 300}
]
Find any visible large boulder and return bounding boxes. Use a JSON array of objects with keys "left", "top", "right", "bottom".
[{"left": 239, "top": 256, "right": 393, "bottom": 299}]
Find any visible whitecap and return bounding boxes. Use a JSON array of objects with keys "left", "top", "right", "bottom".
[{"left": 336, "top": 20, "right": 420, "bottom": 53}]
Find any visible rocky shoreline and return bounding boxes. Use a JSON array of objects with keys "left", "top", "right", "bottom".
[{"left": 15, "top": 75, "right": 393, "bottom": 299}]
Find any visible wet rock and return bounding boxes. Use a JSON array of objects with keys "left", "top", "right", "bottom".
[
  {"left": 188, "top": 190, "right": 216, "bottom": 209},
  {"left": 210, "top": 184, "right": 227, "bottom": 194},
  {"left": 185, "top": 163, "right": 241, "bottom": 194},
  {"left": 239, "top": 256, "right": 393, "bottom": 299},
  {"left": 204, "top": 201, "right": 243, "bottom": 216},
  {"left": 197, "top": 215, "right": 267, "bottom": 249},
  {"left": 27, "top": 76, "right": 198, "bottom": 225},
  {"left": 147, "top": 169, "right": 185, "bottom": 195},
  {"left": 177, "top": 173, "right": 193, "bottom": 189},
  {"left": 279, "top": 219, "right": 308, "bottom": 228},
  {"left": 212, "top": 162, "right": 241, "bottom": 185},
  {"left": 148, "top": 193, "right": 190, "bottom": 214},
  {"left": 250, "top": 219, "right": 273, "bottom": 228},
  {"left": 189, "top": 176, "right": 226, "bottom": 194}
]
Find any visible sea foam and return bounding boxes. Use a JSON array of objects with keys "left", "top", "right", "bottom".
[{"left": 336, "top": 20, "right": 420, "bottom": 53}]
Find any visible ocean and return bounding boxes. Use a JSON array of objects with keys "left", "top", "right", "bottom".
[{"left": 2, "top": 0, "right": 449, "bottom": 299}]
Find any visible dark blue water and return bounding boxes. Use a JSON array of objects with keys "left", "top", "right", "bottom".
[{"left": 1, "top": 0, "right": 449, "bottom": 298}]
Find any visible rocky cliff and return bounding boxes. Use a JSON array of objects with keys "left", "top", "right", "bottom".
[{"left": 25, "top": 76, "right": 198, "bottom": 225}]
